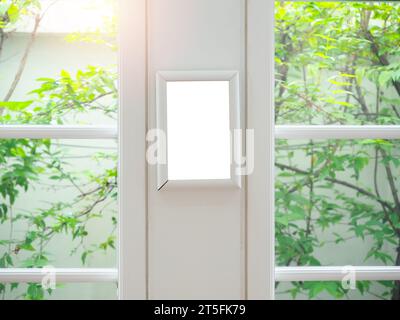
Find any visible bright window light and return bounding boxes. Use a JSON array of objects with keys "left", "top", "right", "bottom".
[{"left": 16, "top": 0, "right": 114, "bottom": 33}]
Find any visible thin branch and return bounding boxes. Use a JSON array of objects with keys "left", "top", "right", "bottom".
[
  {"left": 276, "top": 162, "right": 394, "bottom": 211},
  {"left": 0, "top": 10, "right": 10, "bottom": 61},
  {"left": 374, "top": 147, "right": 400, "bottom": 236},
  {"left": 0, "top": 28, "right": 6, "bottom": 61},
  {"left": 379, "top": 148, "right": 400, "bottom": 212},
  {"left": 3, "top": 14, "right": 41, "bottom": 103},
  {"left": 354, "top": 83, "right": 369, "bottom": 115}
]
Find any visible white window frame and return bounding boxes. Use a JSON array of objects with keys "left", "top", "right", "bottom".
[
  {"left": 267, "top": 0, "right": 400, "bottom": 298},
  {"left": 0, "top": 0, "right": 145, "bottom": 300}
]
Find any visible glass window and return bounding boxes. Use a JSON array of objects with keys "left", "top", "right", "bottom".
[
  {"left": 0, "top": 0, "right": 118, "bottom": 300},
  {"left": 275, "top": 1, "right": 400, "bottom": 300},
  {"left": 276, "top": 139, "right": 399, "bottom": 267},
  {"left": 0, "top": 0, "right": 117, "bottom": 125},
  {"left": 275, "top": 1, "right": 400, "bottom": 125},
  {"left": 0, "top": 139, "right": 117, "bottom": 268}
]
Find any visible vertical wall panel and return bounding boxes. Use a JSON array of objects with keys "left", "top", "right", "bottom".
[
  {"left": 118, "top": 0, "right": 147, "bottom": 299},
  {"left": 147, "top": 0, "right": 245, "bottom": 299}
]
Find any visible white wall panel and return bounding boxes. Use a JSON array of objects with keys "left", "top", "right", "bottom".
[{"left": 147, "top": 0, "right": 245, "bottom": 299}]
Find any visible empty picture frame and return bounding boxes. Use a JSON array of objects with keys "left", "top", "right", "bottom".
[{"left": 156, "top": 70, "right": 241, "bottom": 190}]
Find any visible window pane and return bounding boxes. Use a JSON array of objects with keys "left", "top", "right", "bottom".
[
  {"left": 276, "top": 281, "right": 395, "bottom": 300},
  {"left": 0, "top": 139, "right": 117, "bottom": 273},
  {"left": 0, "top": 0, "right": 117, "bottom": 125},
  {"left": 276, "top": 139, "right": 400, "bottom": 268},
  {"left": 3, "top": 282, "right": 117, "bottom": 300},
  {"left": 276, "top": 138, "right": 400, "bottom": 299},
  {"left": 275, "top": 1, "right": 400, "bottom": 125}
]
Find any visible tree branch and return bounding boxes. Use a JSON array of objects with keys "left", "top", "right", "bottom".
[
  {"left": 379, "top": 148, "right": 400, "bottom": 212},
  {"left": 2, "top": 14, "right": 41, "bottom": 103},
  {"left": 276, "top": 162, "right": 394, "bottom": 211},
  {"left": 374, "top": 147, "right": 400, "bottom": 236},
  {"left": 0, "top": 28, "right": 6, "bottom": 61}
]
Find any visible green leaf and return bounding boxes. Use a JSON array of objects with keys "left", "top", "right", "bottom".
[
  {"left": 81, "top": 251, "right": 89, "bottom": 265},
  {"left": 0, "top": 101, "right": 33, "bottom": 111},
  {"left": 26, "top": 284, "right": 44, "bottom": 300},
  {"left": 19, "top": 243, "right": 35, "bottom": 251},
  {"left": 60, "top": 69, "right": 71, "bottom": 79}
]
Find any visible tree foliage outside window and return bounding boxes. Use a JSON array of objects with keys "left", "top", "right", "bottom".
[
  {"left": 0, "top": 0, "right": 117, "bottom": 299},
  {"left": 275, "top": 1, "right": 400, "bottom": 300}
]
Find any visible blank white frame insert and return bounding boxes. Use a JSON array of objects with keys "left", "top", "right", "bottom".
[{"left": 156, "top": 70, "right": 241, "bottom": 190}]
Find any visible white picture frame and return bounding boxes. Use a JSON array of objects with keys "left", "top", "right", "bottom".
[{"left": 156, "top": 70, "right": 241, "bottom": 190}]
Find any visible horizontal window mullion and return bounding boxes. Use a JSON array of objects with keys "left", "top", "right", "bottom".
[
  {"left": 0, "top": 268, "right": 118, "bottom": 283},
  {"left": 276, "top": 266, "right": 400, "bottom": 282},
  {"left": 5, "top": 125, "right": 399, "bottom": 140},
  {"left": 275, "top": 125, "right": 400, "bottom": 140},
  {"left": 0, "top": 125, "right": 118, "bottom": 139},
  {"left": 3, "top": 266, "right": 400, "bottom": 284}
]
